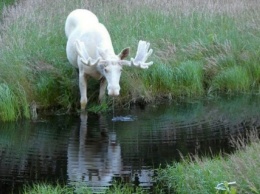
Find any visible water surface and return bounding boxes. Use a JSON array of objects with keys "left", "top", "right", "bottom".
[{"left": 0, "top": 95, "right": 260, "bottom": 193}]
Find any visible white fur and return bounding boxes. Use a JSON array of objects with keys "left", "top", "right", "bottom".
[{"left": 65, "top": 9, "right": 153, "bottom": 110}]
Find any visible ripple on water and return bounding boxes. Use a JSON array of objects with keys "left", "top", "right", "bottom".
[{"left": 0, "top": 95, "right": 260, "bottom": 193}]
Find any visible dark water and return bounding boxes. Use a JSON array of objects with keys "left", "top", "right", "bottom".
[{"left": 0, "top": 95, "right": 260, "bottom": 193}]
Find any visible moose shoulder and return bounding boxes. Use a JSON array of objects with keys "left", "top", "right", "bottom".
[{"left": 65, "top": 9, "right": 153, "bottom": 110}]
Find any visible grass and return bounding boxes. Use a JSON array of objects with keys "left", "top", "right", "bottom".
[
  {"left": 22, "top": 183, "right": 73, "bottom": 194},
  {"left": 211, "top": 66, "right": 251, "bottom": 93},
  {"left": 0, "top": 0, "right": 260, "bottom": 121},
  {"left": 156, "top": 129, "right": 260, "bottom": 194},
  {"left": 22, "top": 182, "right": 149, "bottom": 194},
  {"left": 0, "top": 0, "right": 15, "bottom": 15},
  {"left": 0, "top": 83, "right": 18, "bottom": 121},
  {"left": 0, "top": 0, "right": 82, "bottom": 119}
]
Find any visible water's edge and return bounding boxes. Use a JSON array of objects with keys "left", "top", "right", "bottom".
[{"left": 0, "top": 95, "right": 260, "bottom": 193}]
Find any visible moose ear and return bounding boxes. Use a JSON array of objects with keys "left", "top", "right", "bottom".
[{"left": 118, "top": 47, "right": 130, "bottom": 60}]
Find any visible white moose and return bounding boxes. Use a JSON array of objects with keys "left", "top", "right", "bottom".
[{"left": 65, "top": 9, "right": 153, "bottom": 110}]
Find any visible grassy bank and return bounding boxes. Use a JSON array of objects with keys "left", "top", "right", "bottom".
[
  {"left": 0, "top": 0, "right": 260, "bottom": 121},
  {"left": 157, "top": 129, "right": 260, "bottom": 194}
]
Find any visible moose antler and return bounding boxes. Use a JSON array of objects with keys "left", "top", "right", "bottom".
[
  {"left": 129, "top": 40, "right": 153, "bottom": 69},
  {"left": 75, "top": 40, "right": 101, "bottom": 66}
]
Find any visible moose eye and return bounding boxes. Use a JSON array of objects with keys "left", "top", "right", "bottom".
[{"left": 104, "top": 68, "right": 108, "bottom": 73}]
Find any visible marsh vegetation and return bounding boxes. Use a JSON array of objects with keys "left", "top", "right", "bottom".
[
  {"left": 0, "top": 0, "right": 259, "bottom": 121},
  {"left": 1, "top": 1, "right": 260, "bottom": 192}
]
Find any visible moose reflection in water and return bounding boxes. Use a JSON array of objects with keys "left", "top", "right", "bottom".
[
  {"left": 67, "top": 113, "right": 154, "bottom": 192},
  {"left": 0, "top": 95, "right": 260, "bottom": 193},
  {"left": 67, "top": 113, "right": 121, "bottom": 192}
]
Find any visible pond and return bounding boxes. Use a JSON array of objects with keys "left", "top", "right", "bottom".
[{"left": 0, "top": 94, "right": 260, "bottom": 193}]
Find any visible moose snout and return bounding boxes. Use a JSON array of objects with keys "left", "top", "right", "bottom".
[{"left": 107, "top": 85, "right": 120, "bottom": 96}]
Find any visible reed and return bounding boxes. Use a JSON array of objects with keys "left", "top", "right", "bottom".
[{"left": 0, "top": 0, "right": 259, "bottom": 120}]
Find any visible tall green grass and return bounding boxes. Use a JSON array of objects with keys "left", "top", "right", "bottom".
[
  {"left": 0, "top": 83, "right": 19, "bottom": 121},
  {"left": 211, "top": 66, "right": 251, "bottom": 93},
  {"left": 157, "top": 129, "right": 260, "bottom": 194},
  {"left": 88, "top": 0, "right": 260, "bottom": 101},
  {"left": 23, "top": 183, "right": 73, "bottom": 194},
  {"left": 0, "top": 0, "right": 83, "bottom": 120},
  {"left": 0, "top": 0, "right": 260, "bottom": 120},
  {"left": 22, "top": 182, "right": 149, "bottom": 194}
]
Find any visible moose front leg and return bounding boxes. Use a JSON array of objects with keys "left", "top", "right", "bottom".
[
  {"left": 79, "top": 72, "right": 88, "bottom": 111},
  {"left": 99, "top": 77, "right": 107, "bottom": 103}
]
